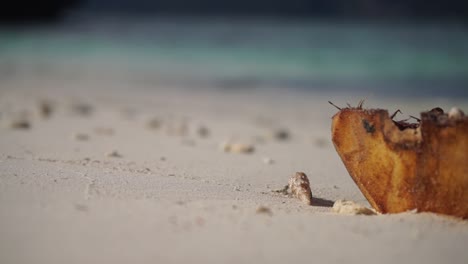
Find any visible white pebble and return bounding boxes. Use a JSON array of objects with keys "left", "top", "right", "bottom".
[{"left": 332, "top": 200, "right": 376, "bottom": 215}]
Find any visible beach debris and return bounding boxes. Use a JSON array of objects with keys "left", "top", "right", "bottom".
[
  {"left": 8, "top": 118, "right": 30, "bottom": 129},
  {"left": 197, "top": 125, "right": 210, "bottom": 138},
  {"left": 73, "top": 133, "right": 89, "bottom": 141},
  {"left": 266, "top": 128, "right": 290, "bottom": 141},
  {"left": 332, "top": 200, "right": 376, "bottom": 215},
  {"left": 288, "top": 172, "right": 313, "bottom": 205},
  {"left": 256, "top": 206, "right": 273, "bottom": 216},
  {"left": 272, "top": 185, "right": 289, "bottom": 196},
  {"left": 94, "top": 127, "right": 114, "bottom": 136},
  {"left": 262, "top": 157, "right": 274, "bottom": 164},
  {"left": 38, "top": 100, "right": 54, "bottom": 118},
  {"left": 146, "top": 118, "right": 162, "bottom": 130},
  {"left": 331, "top": 102, "right": 468, "bottom": 218},
  {"left": 106, "top": 150, "right": 122, "bottom": 158},
  {"left": 220, "top": 141, "right": 255, "bottom": 154}
]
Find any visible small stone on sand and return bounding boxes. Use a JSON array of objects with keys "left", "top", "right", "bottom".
[
  {"left": 9, "top": 119, "right": 30, "bottom": 129},
  {"left": 267, "top": 128, "right": 290, "bottom": 141},
  {"left": 106, "top": 150, "right": 122, "bottom": 158},
  {"left": 256, "top": 206, "right": 273, "bottom": 216},
  {"left": 332, "top": 200, "right": 376, "bottom": 215},
  {"left": 38, "top": 100, "right": 54, "bottom": 118},
  {"left": 197, "top": 125, "right": 210, "bottom": 138}
]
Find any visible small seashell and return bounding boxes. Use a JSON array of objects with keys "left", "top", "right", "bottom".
[
  {"left": 220, "top": 141, "right": 255, "bottom": 154},
  {"left": 288, "top": 172, "right": 313, "bottom": 205},
  {"left": 332, "top": 200, "right": 376, "bottom": 215},
  {"left": 448, "top": 107, "right": 465, "bottom": 120},
  {"left": 256, "top": 206, "right": 273, "bottom": 216}
]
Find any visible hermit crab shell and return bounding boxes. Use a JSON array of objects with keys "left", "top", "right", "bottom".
[{"left": 331, "top": 107, "right": 468, "bottom": 218}]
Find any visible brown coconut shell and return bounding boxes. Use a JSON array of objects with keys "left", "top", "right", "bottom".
[{"left": 331, "top": 106, "right": 468, "bottom": 218}]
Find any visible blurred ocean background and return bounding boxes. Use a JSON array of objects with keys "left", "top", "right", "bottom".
[{"left": 1, "top": 15, "right": 468, "bottom": 97}]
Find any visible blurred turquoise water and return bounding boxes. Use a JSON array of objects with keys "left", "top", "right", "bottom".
[{"left": 1, "top": 18, "right": 467, "bottom": 95}]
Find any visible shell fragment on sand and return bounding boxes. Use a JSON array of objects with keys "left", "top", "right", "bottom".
[
  {"left": 220, "top": 141, "right": 255, "bottom": 154},
  {"left": 331, "top": 105, "right": 468, "bottom": 218},
  {"left": 288, "top": 172, "right": 313, "bottom": 205},
  {"left": 332, "top": 200, "right": 376, "bottom": 215},
  {"left": 256, "top": 206, "right": 273, "bottom": 216}
]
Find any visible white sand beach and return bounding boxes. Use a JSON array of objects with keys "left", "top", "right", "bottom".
[{"left": 0, "top": 74, "right": 467, "bottom": 263}]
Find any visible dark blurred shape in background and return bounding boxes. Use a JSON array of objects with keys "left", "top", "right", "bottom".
[
  {"left": 0, "top": 1, "right": 80, "bottom": 23},
  {"left": 84, "top": 0, "right": 468, "bottom": 20},
  {"left": 2, "top": 0, "right": 468, "bottom": 23}
]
